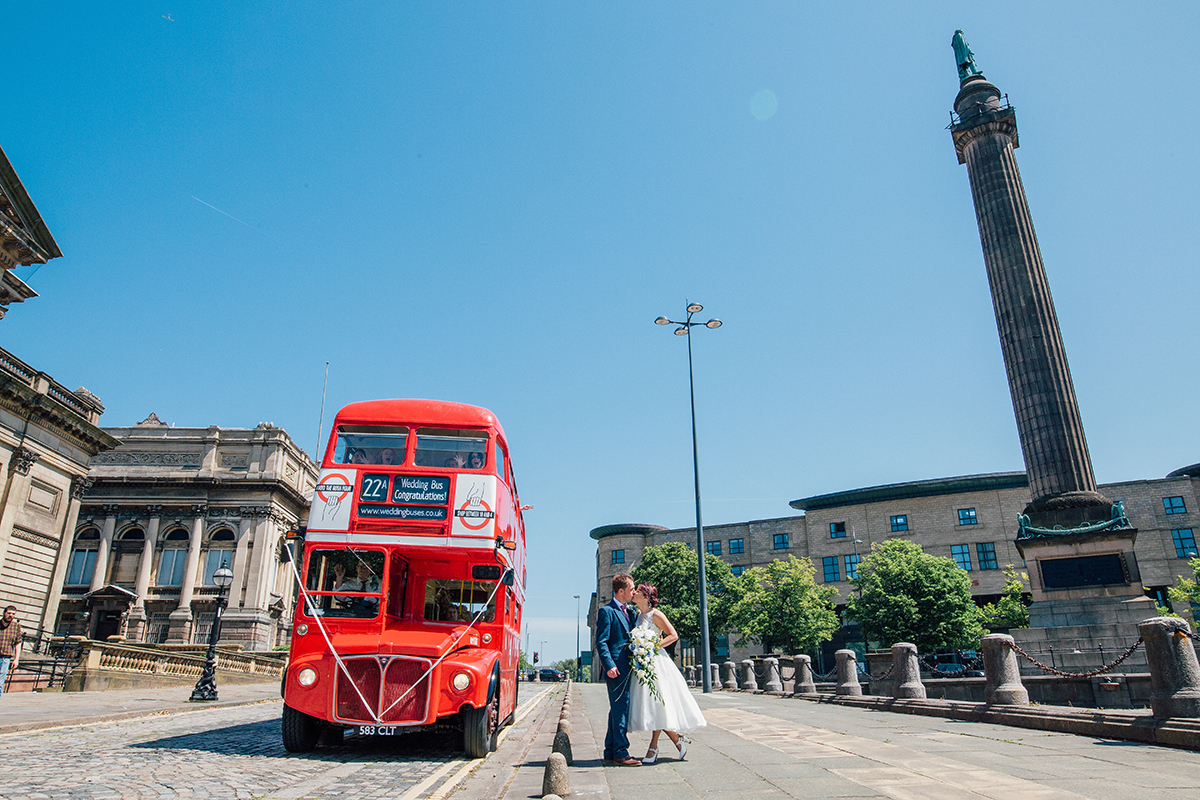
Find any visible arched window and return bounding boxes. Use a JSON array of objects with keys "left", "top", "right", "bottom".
[
  {"left": 203, "top": 529, "right": 236, "bottom": 586},
  {"left": 112, "top": 528, "right": 145, "bottom": 584},
  {"left": 66, "top": 528, "right": 100, "bottom": 586},
  {"left": 158, "top": 528, "right": 190, "bottom": 586}
]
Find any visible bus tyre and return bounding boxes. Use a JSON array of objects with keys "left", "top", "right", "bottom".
[
  {"left": 282, "top": 704, "right": 320, "bottom": 753},
  {"left": 463, "top": 691, "right": 499, "bottom": 757}
]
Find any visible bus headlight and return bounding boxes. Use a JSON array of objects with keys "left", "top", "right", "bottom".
[
  {"left": 451, "top": 671, "right": 471, "bottom": 692},
  {"left": 297, "top": 667, "right": 318, "bottom": 687},
  {"left": 296, "top": 624, "right": 309, "bottom": 636}
]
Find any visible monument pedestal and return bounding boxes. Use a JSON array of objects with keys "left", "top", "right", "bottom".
[{"left": 1012, "top": 515, "right": 1153, "bottom": 671}]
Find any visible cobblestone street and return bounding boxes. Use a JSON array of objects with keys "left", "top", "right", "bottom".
[{"left": 0, "top": 699, "right": 488, "bottom": 800}]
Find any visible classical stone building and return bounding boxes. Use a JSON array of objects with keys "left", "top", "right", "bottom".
[
  {"left": 0, "top": 349, "right": 118, "bottom": 632},
  {"left": 589, "top": 468, "right": 1200, "bottom": 670},
  {"left": 0, "top": 144, "right": 61, "bottom": 320},
  {"left": 53, "top": 415, "right": 318, "bottom": 650}
]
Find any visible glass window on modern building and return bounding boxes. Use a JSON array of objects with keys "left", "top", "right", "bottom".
[
  {"left": 1172, "top": 529, "right": 1199, "bottom": 558},
  {"left": 773, "top": 533, "right": 789, "bottom": 549},
  {"left": 823, "top": 556, "right": 840, "bottom": 582},
  {"left": 958, "top": 508, "right": 978, "bottom": 525},
  {"left": 830, "top": 522, "right": 847, "bottom": 539},
  {"left": 890, "top": 515, "right": 908, "bottom": 532},
  {"left": 612, "top": 549, "right": 625, "bottom": 565},
  {"left": 844, "top": 553, "right": 861, "bottom": 580},
  {"left": 706, "top": 541, "right": 722, "bottom": 556},
  {"left": 729, "top": 538, "right": 744, "bottom": 555},
  {"left": 1164, "top": 496, "right": 1188, "bottom": 515},
  {"left": 976, "top": 542, "right": 999, "bottom": 570},
  {"left": 951, "top": 544, "right": 972, "bottom": 571},
  {"left": 731, "top": 565, "right": 745, "bottom": 577}
]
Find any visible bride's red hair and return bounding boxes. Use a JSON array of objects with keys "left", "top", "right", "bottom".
[{"left": 635, "top": 583, "right": 659, "bottom": 608}]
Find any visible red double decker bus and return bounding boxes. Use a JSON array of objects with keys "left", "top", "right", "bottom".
[{"left": 281, "top": 399, "right": 526, "bottom": 756}]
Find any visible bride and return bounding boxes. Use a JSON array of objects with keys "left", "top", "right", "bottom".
[{"left": 627, "top": 583, "right": 707, "bottom": 764}]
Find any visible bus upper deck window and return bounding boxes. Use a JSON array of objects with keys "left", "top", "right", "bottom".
[
  {"left": 333, "top": 426, "right": 408, "bottom": 466},
  {"left": 414, "top": 428, "right": 488, "bottom": 469}
]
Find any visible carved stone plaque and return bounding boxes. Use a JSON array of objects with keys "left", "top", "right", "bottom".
[{"left": 92, "top": 451, "right": 202, "bottom": 467}]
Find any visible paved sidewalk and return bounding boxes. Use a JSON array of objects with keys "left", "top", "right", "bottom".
[
  {"left": 0, "top": 680, "right": 281, "bottom": 734},
  {"left": 569, "top": 683, "right": 1200, "bottom": 800}
]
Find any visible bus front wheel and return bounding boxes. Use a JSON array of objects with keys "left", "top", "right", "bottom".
[
  {"left": 282, "top": 704, "right": 321, "bottom": 753},
  {"left": 463, "top": 691, "right": 499, "bottom": 757}
]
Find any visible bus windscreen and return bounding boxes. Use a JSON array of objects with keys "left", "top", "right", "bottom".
[{"left": 304, "top": 548, "right": 385, "bottom": 618}]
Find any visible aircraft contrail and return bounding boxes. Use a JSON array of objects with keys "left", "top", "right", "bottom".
[{"left": 191, "top": 196, "right": 259, "bottom": 231}]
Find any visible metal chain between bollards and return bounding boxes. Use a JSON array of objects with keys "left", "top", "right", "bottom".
[
  {"left": 1005, "top": 637, "right": 1143, "bottom": 678},
  {"left": 918, "top": 655, "right": 983, "bottom": 677}
]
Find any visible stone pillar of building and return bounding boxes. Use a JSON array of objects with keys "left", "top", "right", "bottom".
[
  {"left": 127, "top": 507, "right": 161, "bottom": 642},
  {"left": 167, "top": 505, "right": 206, "bottom": 643},
  {"left": 41, "top": 476, "right": 92, "bottom": 633},
  {"left": 223, "top": 508, "right": 281, "bottom": 649},
  {"left": 0, "top": 447, "right": 42, "bottom": 577},
  {"left": 89, "top": 506, "right": 118, "bottom": 593},
  {"left": 949, "top": 38, "right": 1108, "bottom": 518}
]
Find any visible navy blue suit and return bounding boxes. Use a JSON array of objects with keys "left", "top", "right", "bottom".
[{"left": 595, "top": 598, "right": 635, "bottom": 760}]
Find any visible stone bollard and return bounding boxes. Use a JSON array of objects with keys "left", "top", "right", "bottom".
[
  {"left": 890, "top": 642, "right": 926, "bottom": 700},
  {"left": 792, "top": 654, "right": 817, "bottom": 694},
  {"left": 685, "top": 665, "right": 695, "bottom": 686},
  {"left": 710, "top": 663, "right": 719, "bottom": 688},
  {"left": 552, "top": 728, "right": 574, "bottom": 766},
  {"left": 981, "top": 633, "right": 1029, "bottom": 705},
  {"left": 543, "top": 752, "right": 570, "bottom": 797},
  {"left": 835, "top": 649, "right": 862, "bottom": 696},
  {"left": 721, "top": 660, "right": 739, "bottom": 690},
  {"left": 740, "top": 659, "right": 758, "bottom": 691},
  {"left": 557, "top": 716, "right": 573, "bottom": 737},
  {"left": 763, "top": 657, "right": 783, "bottom": 693},
  {"left": 1139, "top": 616, "right": 1200, "bottom": 719}
]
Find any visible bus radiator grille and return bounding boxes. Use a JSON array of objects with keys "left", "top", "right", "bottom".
[
  {"left": 381, "top": 658, "right": 430, "bottom": 723},
  {"left": 336, "top": 658, "right": 382, "bottom": 722}
]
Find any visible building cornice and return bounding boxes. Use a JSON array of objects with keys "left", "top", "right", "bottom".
[
  {"left": 790, "top": 472, "right": 1029, "bottom": 512},
  {"left": 589, "top": 523, "right": 668, "bottom": 541}
]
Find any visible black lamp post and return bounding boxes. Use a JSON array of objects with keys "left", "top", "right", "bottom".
[
  {"left": 190, "top": 563, "right": 234, "bottom": 702},
  {"left": 655, "top": 302, "right": 722, "bottom": 692},
  {"left": 574, "top": 594, "right": 581, "bottom": 682}
]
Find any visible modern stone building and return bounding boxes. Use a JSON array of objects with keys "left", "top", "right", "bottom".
[
  {"left": 53, "top": 415, "right": 318, "bottom": 650},
  {"left": 589, "top": 468, "right": 1200, "bottom": 669}
]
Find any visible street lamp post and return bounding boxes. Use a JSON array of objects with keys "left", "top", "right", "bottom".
[
  {"left": 574, "top": 594, "right": 581, "bottom": 682},
  {"left": 655, "top": 302, "right": 722, "bottom": 693},
  {"left": 190, "top": 563, "right": 234, "bottom": 702}
]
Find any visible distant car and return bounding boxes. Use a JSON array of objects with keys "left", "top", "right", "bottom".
[
  {"left": 539, "top": 668, "right": 566, "bottom": 682},
  {"left": 930, "top": 664, "right": 983, "bottom": 678}
]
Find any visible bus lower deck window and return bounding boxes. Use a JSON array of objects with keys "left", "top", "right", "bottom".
[{"left": 424, "top": 579, "right": 496, "bottom": 623}]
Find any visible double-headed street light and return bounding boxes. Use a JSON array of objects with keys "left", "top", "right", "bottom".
[
  {"left": 655, "top": 302, "right": 722, "bottom": 693},
  {"left": 190, "top": 562, "right": 234, "bottom": 702}
]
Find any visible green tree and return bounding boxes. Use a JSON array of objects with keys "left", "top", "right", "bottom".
[
  {"left": 631, "top": 542, "right": 743, "bottom": 655},
  {"left": 730, "top": 555, "right": 839, "bottom": 653},
  {"left": 846, "top": 539, "right": 985, "bottom": 652},
  {"left": 977, "top": 565, "right": 1031, "bottom": 631},
  {"left": 1167, "top": 557, "right": 1200, "bottom": 619}
]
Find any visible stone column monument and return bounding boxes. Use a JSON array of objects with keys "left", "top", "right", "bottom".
[{"left": 949, "top": 31, "right": 1154, "bottom": 653}]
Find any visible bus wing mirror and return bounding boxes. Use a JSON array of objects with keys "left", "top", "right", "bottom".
[
  {"left": 502, "top": 568, "right": 515, "bottom": 587},
  {"left": 498, "top": 539, "right": 517, "bottom": 552}
]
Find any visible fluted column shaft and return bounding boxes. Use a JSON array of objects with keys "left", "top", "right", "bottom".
[{"left": 956, "top": 93, "right": 1098, "bottom": 506}]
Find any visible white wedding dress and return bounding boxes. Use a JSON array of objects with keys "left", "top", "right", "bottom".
[{"left": 627, "top": 612, "right": 708, "bottom": 733}]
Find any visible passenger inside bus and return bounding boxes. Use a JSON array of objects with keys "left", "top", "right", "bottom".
[
  {"left": 305, "top": 549, "right": 384, "bottom": 618},
  {"left": 424, "top": 579, "right": 495, "bottom": 623},
  {"left": 468, "top": 452, "right": 485, "bottom": 469},
  {"left": 379, "top": 447, "right": 401, "bottom": 465}
]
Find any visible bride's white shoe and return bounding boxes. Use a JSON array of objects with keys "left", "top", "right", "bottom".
[
  {"left": 676, "top": 737, "right": 688, "bottom": 760},
  {"left": 642, "top": 748, "right": 659, "bottom": 765}
]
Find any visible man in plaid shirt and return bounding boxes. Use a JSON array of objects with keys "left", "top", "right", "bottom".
[{"left": 0, "top": 606, "right": 20, "bottom": 695}]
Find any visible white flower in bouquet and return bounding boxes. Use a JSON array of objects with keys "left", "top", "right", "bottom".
[{"left": 627, "top": 626, "right": 664, "bottom": 704}]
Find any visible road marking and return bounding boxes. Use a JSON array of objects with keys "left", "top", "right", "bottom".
[
  {"left": 262, "top": 761, "right": 370, "bottom": 799},
  {"left": 406, "top": 685, "right": 555, "bottom": 800},
  {"left": 395, "top": 759, "right": 465, "bottom": 800}
]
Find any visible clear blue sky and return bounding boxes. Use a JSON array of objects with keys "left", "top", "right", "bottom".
[{"left": 4, "top": 3, "right": 1198, "bottom": 664}]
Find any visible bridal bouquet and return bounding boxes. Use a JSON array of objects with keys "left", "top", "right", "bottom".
[{"left": 627, "top": 626, "right": 664, "bottom": 704}]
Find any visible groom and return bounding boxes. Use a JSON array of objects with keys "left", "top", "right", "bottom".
[{"left": 595, "top": 573, "right": 639, "bottom": 766}]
